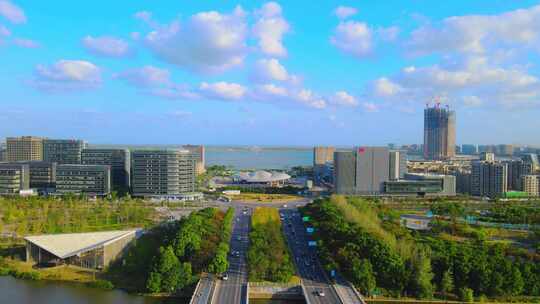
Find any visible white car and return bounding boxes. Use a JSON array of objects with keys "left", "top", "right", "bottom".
[
  {"left": 222, "top": 273, "right": 229, "bottom": 281},
  {"left": 317, "top": 290, "right": 325, "bottom": 297}
]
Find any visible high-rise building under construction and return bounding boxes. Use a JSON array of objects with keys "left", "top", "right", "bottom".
[{"left": 424, "top": 104, "right": 456, "bottom": 160}]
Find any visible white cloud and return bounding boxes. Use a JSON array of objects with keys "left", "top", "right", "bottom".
[
  {"left": 14, "top": 38, "right": 39, "bottom": 48},
  {"left": 251, "top": 58, "right": 291, "bottom": 82},
  {"left": 253, "top": 2, "right": 290, "bottom": 57},
  {"left": 199, "top": 81, "right": 247, "bottom": 100},
  {"left": 408, "top": 5, "right": 540, "bottom": 56},
  {"left": 144, "top": 7, "right": 247, "bottom": 73},
  {"left": 115, "top": 66, "right": 171, "bottom": 88},
  {"left": 29, "top": 60, "right": 101, "bottom": 93},
  {"left": 334, "top": 6, "right": 358, "bottom": 20},
  {"left": 0, "top": 1, "right": 26, "bottom": 24},
  {"left": 372, "top": 77, "right": 402, "bottom": 97},
  {"left": 366, "top": 56, "right": 540, "bottom": 108},
  {"left": 331, "top": 21, "right": 373, "bottom": 57},
  {"left": 253, "top": 83, "right": 288, "bottom": 97},
  {"left": 329, "top": 91, "right": 359, "bottom": 107},
  {"left": 292, "top": 89, "right": 327, "bottom": 109},
  {"left": 83, "top": 36, "right": 131, "bottom": 58}
]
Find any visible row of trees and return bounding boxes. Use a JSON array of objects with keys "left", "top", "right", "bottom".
[
  {"left": 301, "top": 196, "right": 540, "bottom": 301},
  {"left": 484, "top": 204, "right": 540, "bottom": 225},
  {"left": 0, "top": 197, "right": 154, "bottom": 236},
  {"left": 247, "top": 207, "right": 295, "bottom": 282},
  {"left": 107, "top": 207, "right": 233, "bottom": 294}
]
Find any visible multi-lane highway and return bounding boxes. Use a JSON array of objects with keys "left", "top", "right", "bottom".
[
  {"left": 211, "top": 207, "right": 251, "bottom": 304},
  {"left": 281, "top": 208, "right": 342, "bottom": 304}
]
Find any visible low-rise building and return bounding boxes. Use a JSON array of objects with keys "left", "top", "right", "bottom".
[
  {"left": 56, "top": 164, "right": 111, "bottom": 196},
  {"left": 404, "top": 173, "right": 456, "bottom": 196},
  {"left": 25, "top": 229, "right": 140, "bottom": 270},
  {"left": 234, "top": 170, "right": 291, "bottom": 188},
  {"left": 384, "top": 179, "right": 443, "bottom": 196},
  {"left": 400, "top": 215, "right": 432, "bottom": 231},
  {"left": 0, "top": 163, "right": 30, "bottom": 195}
]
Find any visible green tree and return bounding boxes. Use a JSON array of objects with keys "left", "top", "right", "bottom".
[
  {"left": 440, "top": 269, "right": 454, "bottom": 298},
  {"left": 459, "top": 287, "right": 474, "bottom": 302},
  {"left": 351, "top": 258, "right": 376, "bottom": 296},
  {"left": 145, "top": 271, "right": 161, "bottom": 293},
  {"left": 411, "top": 248, "right": 434, "bottom": 299},
  {"left": 209, "top": 243, "right": 229, "bottom": 274},
  {"left": 147, "top": 246, "right": 182, "bottom": 293},
  {"left": 507, "top": 267, "right": 524, "bottom": 296}
]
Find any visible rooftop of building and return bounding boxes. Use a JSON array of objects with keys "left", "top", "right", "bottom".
[
  {"left": 236, "top": 170, "right": 291, "bottom": 183},
  {"left": 400, "top": 214, "right": 432, "bottom": 221},
  {"left": 24, "top": 229, "right": 140, "bottom": 259}
]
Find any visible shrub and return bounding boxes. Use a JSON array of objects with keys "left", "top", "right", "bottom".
[
  {"left": 459, "top": 287, "right": 474, "bottom": 302},
  {"left": 87, "top": 279, "right": 114, "bottom": 290}
]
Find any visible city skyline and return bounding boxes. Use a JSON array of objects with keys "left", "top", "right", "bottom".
[{"left": 2, "top": 1, "right": 540, "bottom": 145}]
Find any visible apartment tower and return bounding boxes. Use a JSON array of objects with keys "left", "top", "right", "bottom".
[{"left": 423, "top": 104, "right": 456, "bottom": 160}]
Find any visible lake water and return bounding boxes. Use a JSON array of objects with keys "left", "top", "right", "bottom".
[
  {"left": 91, "top": 144, "right": 423, "bottom": 170},
  {"left": 205, "top": 146, "right": 312, "bottom": 170},
  {"left": 0, "top": 276, "right": 177, "bottom": 304},
  {"left": 0, "top": 277, "right": 305, "bottom": 304}
]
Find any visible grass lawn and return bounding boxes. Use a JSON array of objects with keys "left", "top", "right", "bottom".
[{"left": 230, "top": 193, "right": 301, "bottom": 203}]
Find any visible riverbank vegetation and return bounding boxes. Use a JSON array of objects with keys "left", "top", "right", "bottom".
[
  {"left": 107, "top": 207, "right": 234, "bottom": 294},
  {"left": 247, "top": 207, "right": 295, "bottom": 282},
  {"left": 301, "top": 196, "right": 540, "bottom": 302}
]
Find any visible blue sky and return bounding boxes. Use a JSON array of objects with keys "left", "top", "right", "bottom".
[{"left": 1, "top": 0, "right": 540, "bottom": 146}]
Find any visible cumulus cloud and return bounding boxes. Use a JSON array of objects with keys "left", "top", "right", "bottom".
[
  {"left": 366, "top": 56, "right": 540, "bottom": 108},
  {"left": 29, "top": 60, "right": 101, "bottom": 93},
  {"left": 253, "top": 2, "right": 290, "bottom": 57},
  {"left": 372, "top": 77, "right": 403, "bottom": 97},
  {"left": 83, "top": 36, "right": 132, "bottom": 58},
  {"left": 250, "top": 58, "right": 293, "bottom": 83},
  {"left": 334, "top": 6, "right": 358, "bottom": 19},
  {"left": 329, "top": 91, "right": 359, "bottom": 107},
  {"left": 408, "top": 4, "right": 540, "bottom": 56},
  {"left": 0, "top": 1, "right": 26, "bottom": 24},
  {"left": 14, "top": 38, "right": 39, "bottom": 48},
  {"left": 331, "top": 20, "right": 400, "bottom": 58},
  {"left": 253, "top": 83, "right": 288, "bottom": 98},
  {"left": 143, "top": 7, "right": 247, "bottom": 73},
  {"left": 115, "top": 66, "right": 171, "bottom": 87},
  {"left": 331, "top": 21, "right": 373, "bottom": 57},
  {"left": 199, "top": 81, "right": 247, "bottom": 100}
]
